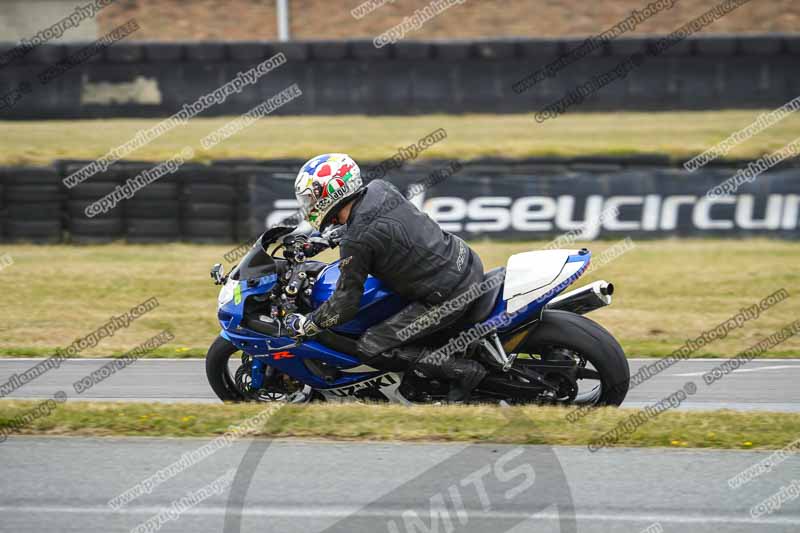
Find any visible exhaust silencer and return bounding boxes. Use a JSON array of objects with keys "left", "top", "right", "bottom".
[{"left": 545, "top": 280, "right": 614, "bottom": 315}]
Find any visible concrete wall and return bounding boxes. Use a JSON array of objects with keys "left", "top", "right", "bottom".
[{"left": 0, "top": 0, "right": 99, "bottom": 42}]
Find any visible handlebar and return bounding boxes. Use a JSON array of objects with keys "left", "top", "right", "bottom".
[{"left": 282, "top": 225, "right": 345, "bottom": 263}]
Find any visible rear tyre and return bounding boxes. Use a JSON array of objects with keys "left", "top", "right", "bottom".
[{"left": 512, "top": 310, "right": 629, "bottom": 406}]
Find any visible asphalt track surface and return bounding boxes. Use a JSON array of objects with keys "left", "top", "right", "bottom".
[
  {"left": 1, "top": 357, "right": 799, "bottom": 411},
  {"left": 1, "top": 437, "right": 799, "bottom": 533}
]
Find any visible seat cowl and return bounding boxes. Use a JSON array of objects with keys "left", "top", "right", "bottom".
[{"left": 502, "top": 249, "right": 579, "bottom": 301}]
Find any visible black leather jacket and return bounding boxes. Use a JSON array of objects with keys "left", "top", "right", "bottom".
[{"left": 308, "top": 179, "right": 481, "bottom": 329}]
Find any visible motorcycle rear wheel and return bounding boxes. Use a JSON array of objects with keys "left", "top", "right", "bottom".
[{"left": 504, "top": 310, "right": 630, "bottom": 406}]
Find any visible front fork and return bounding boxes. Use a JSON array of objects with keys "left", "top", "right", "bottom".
[{"left": 249, "top": 355, "right": 268, "bottom": 389}]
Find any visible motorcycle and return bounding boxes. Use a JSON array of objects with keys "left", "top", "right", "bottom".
[{"left": 206, "top": 224, "right": 630, "bottom": 406}]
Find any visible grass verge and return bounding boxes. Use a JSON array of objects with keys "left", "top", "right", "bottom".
[
  {"left": 2, "top": 110, "right": 800, "bottom": 165},
  {"left": 1, "top": 401, "right": 796, "bottom": 450},
  {"left": 1, "top": 239, "right": 797, "bottom": 358}
]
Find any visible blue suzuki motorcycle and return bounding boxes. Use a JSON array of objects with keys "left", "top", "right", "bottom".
[{"left": 206, "top": 225, "right": 629, "bottom": 406}]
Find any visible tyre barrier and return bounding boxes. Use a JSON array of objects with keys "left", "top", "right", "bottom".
[
  {"left": 182, "top": 183, "right": 236, "bottom": 243},
  {"left": 0, "top": 183, "right": 4, "bottom": 239},
  {"left": 0, "top": 156, "right": 798, "bottom": 244},
  {"left": 124, "top": 164, "right": 182, "bottom": 243},
  {"left": 0, "top": 34, "right": 798, "bottom": 119},
  {"left": 0, "top": 163, "right": 248, "bottom": 244},
  {"left": 1, "top": 167, "right": 63, "bottom": 243},
  {"left": 65, "top": 165, "right": 123, "bottom": 244}
]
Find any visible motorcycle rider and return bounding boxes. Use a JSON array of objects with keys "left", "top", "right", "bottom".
[{"left": 284, "top": 153, "right": 487, "bottom": 401}]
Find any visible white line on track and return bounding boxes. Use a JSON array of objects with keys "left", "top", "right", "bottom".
[
  {"left": 0, "top": 505, "right": 797, "bottom": 526},
  {"left": 673, "top": 365, "right": 800, "bottom": 377}
]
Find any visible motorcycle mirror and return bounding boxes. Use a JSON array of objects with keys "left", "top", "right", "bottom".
[{"left": 210, "top": 263, "right": 225, "bottom": 285}]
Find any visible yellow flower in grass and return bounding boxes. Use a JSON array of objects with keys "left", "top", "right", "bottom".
[
  {"left": 743, "top": 441, "right": 753, "bottom": 447},
  {"left": 670, "top": 440, "right": 680, "bottom": 446},
  {"left": 175, "top": 347, "right": 189, "bottom": 353},
  {"left": 181, "top": 416, "right": 192, "bottom": 422}
]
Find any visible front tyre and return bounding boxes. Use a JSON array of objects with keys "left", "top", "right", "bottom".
[
  {"left": 205, "top": 335, "right": 247, "bottom": 402},
  {"left": 513, "top": 310, "right": 630, "bottom": 406}
]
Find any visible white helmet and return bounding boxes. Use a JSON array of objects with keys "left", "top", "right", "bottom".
[{"left": 294, "top": 153, "right": 363, "bottom": 230}]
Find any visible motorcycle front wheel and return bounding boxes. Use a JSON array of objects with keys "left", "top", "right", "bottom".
[
  {"left": 205, "top": 336, "right": 248, "bottom": 402},
  {"left": 205, "top": 335, "right": 301, "bottom": 402}
]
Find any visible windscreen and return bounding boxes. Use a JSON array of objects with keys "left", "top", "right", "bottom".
[{"left": 230, "top": 244, "right": 276, "bottom": 281}]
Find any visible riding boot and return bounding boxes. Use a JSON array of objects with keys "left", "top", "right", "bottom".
[
  {"left": 367, "top": 346, "right": 487, "bottom": 402},
  {"left": 365, "top": 345, "right": 424, "bottom": 372},
  {"left": 445, "top": 358, "right": 488, "bottom": 402},
  {"left": 415, "top": 352, "right": 487, "bottom": 403}
]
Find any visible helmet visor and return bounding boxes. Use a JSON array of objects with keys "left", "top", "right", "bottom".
[{"left": 296, "top": 189, "right": 315, "bottom": 218}]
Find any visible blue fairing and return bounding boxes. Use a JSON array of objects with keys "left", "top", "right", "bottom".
[
  {"left": 311, "top": 260, "right": 409, "bottom": 335},
  {"left": 217, "top": 273, "right": 278, "bottom": 334},
  {"left": 216, "top": 248, "right": 590, "bottom": 394}
]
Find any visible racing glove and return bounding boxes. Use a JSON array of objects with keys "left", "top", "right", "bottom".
[{"left": 284, "top": 313, "right": 321, "bottom": 339}]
